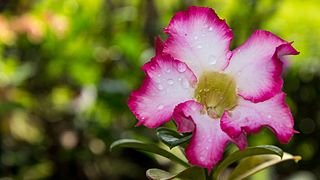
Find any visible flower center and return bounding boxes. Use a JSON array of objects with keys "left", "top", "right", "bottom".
[{"left": 194, "top": 71, "right": 238, "bottom": 118}]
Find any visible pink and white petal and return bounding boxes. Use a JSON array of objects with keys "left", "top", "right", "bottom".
[
  {"left": 221, "top": 92, "right": 295, "bottom": 144},
  {"left": 128, "top": 54, "right": 197, "bottom": 128},
  {"left": 155, "top": 36, "right": 164, "bottom": 56},
  {"left": 224, "top": 30, "right": 299, "bottom": 103},
  {"left": 163, "top": 6, "right": 233, "bottom": 77},
  {"left": 173, "top": 100, "right": 246, "bottom": 170}
]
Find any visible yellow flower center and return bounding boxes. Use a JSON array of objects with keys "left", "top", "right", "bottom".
[{"left": 194, "top": 71, "right": 238, "bottom": 118}]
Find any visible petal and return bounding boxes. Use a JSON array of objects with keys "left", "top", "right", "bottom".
[
  {"left": 128, "top": 54, "right": 197, "bottom": 128},
  {"left": 221, "top": 92, "right": 295, "bottom": 144},
  {"left": 173, "top": 100, "right": 246, "bottom": 170},
  {"left": 155, "top": 36, "right": 164, "bottom": 56},
  {"left": 224, "top": 30, "right": 299, "bottom": 103},
  {"left": 163, "top": 6, "right": 233, "bottom": 77}
]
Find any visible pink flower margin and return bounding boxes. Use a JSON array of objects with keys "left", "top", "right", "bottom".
[{"left": 128, "top": 6, "right": 299, "bottom": 171}]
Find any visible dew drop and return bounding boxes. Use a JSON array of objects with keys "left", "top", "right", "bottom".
[
  {"left": 157, "top": 74, "right": 161, "bottom": 77},
  {"left": 197, "top": 45, "right": 203, "bottom": 49},
  {"left": 200, "top": 156, "right": 205, "bottom": 162},
  {"left": 157, "top": 105, "right": 164, "bottom": 110},
  {"left": 150, "top": 65, "right": 155, "bottom": 70},
  {"left": 154, "top": 78, "right": 160, "bottom": 83},
  {"left": 178, "top": 78, "right": 182, "bottom": 81},
  {"left": 157, "top": 84, "right": 164, "bottom": 90},
  {"left": 194, "top": 36, "right": 199, "bottom": 40},
  {"left": 141, "top": 116, "right": 145, "bottom": 120},
  {"left": 182, "top": 79, "right": 189, "bottom": 88},
  {"left": 267, "top": 115, "right": 272, "bottom": 119},
  {"left": 166, "top": 69, "right": 171, "bottom": 73},
  {"left": 167, "top": 79, "right": 174, "bottom": 85},
  {"left": 177, "top": 63, "right": 187, "bottom": 73},
  {"left": 208, "top": 27, "right": 213, "bottom": 31},
  {"left": 208, "top": 55, "right": 217, "bottom": 65}
]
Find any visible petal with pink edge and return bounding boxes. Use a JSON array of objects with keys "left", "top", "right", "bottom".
[
  {"left": 163, "top": 6, "right": 233, "bottom": 77},
  {"left": 128, "top": 54, "right": 197, "bottom": 128},
  {"left": 173, "top": 100, "right": 247, "bottom": 170},
  {"left": 155, "top": 36, "right": 164, "bottom": 56},
  {"left": 221, "top": 92, "right": 295, "bottom": 144},
  {"left": 224, "top": 30, "right": 299, "bottom": 103}
]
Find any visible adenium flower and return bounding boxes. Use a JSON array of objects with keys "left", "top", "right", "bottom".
[{"left": 128, "top": 6, "right": 299, "bottom": 170}]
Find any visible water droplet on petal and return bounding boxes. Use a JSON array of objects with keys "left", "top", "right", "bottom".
[
  {"left": 157, "top": 105, "right": 164, "bottom": 110},
  {"left": 208, "top": 27, "right": 213, "bottom": 31},
  {"left": 167, "top": 79, "right": 174, "bottom": 85},
  {"left": 157, "top": 84, "right": 164, "bottom": 90},
  {"left": 166, "top": 69, "right": 171, "bottom": 73},
  {"left": 194, "top": 36, "right": 198, "bottom": 40},
  {"left": 200, "top": 156, "right": 205, "bottom": 162},
  {"left": 141, "top": 116, "right": 145, "bottom": 120},
  {"left": 150, "top": 65, "right": 155, "bottom": 70},
  {"left": 157, "top": 74, "right": 161, "bottom": 77},
  {"left": 177, "top": 63, "right": 187, "bottom": 73},
  {"left": 182, "top": 79, "right": 189, "bottom": 88},
  {"left": 208, "top": 55, "right": 217, "bottom": 65},
  {"left": 267, "top": 115, "right": 272, "bottom": 119},
  {"left": 197, "top": 45, "right": 202, "bottom": 49},
  {"left": 178, "top": 78, "right": 182, "bottom": 81}
]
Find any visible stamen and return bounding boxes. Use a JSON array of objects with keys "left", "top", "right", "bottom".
[{"left": 195, "top": 71, "right": 238, "bottom": 118}]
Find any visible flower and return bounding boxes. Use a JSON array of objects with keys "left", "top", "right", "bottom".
[{"left": 128, "top": 6, "right": 299, "bottom": 170}]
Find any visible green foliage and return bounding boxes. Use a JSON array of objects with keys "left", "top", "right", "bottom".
[
  {"left": 146, "top": 166, "right": 206, "bottom": 180},
  {"left": 229, "top": 153, "right": 301, "bottom": 180},
  {"left": 110, "top": 139, "right": 189, "bottom": 167},
  {"left": 156, "top": 127, "right": 192, "bottom": 149},
  {"left": 212, "top": 145, "right": 284, "bottom": 179}
]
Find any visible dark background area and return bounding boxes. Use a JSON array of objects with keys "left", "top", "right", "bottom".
[{"left": 0, "top": 0, "right": 319, "bottom": 179}]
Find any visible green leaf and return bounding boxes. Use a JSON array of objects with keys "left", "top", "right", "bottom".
[
  {"left": 0, "top": 102, "right": 23, "bottom": 114},
  {"left": 228, "top": 152, "right": 301, "bottom": 180},
  {"left": 212, "top": 145, "right": 283, "bottom": 179},
  {"left": 146, "top": 166, "right": 206, "bottom": 180},
  {"left": 156, "top": 127, "right": 192, "bottom": 149},
  {"left": 110, "top": 139, "right": 189, "bottom": 167}
]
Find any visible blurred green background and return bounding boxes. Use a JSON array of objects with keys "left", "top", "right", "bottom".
[{"left": 0, "top": 0, "right": 319, "bottom": 179}]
